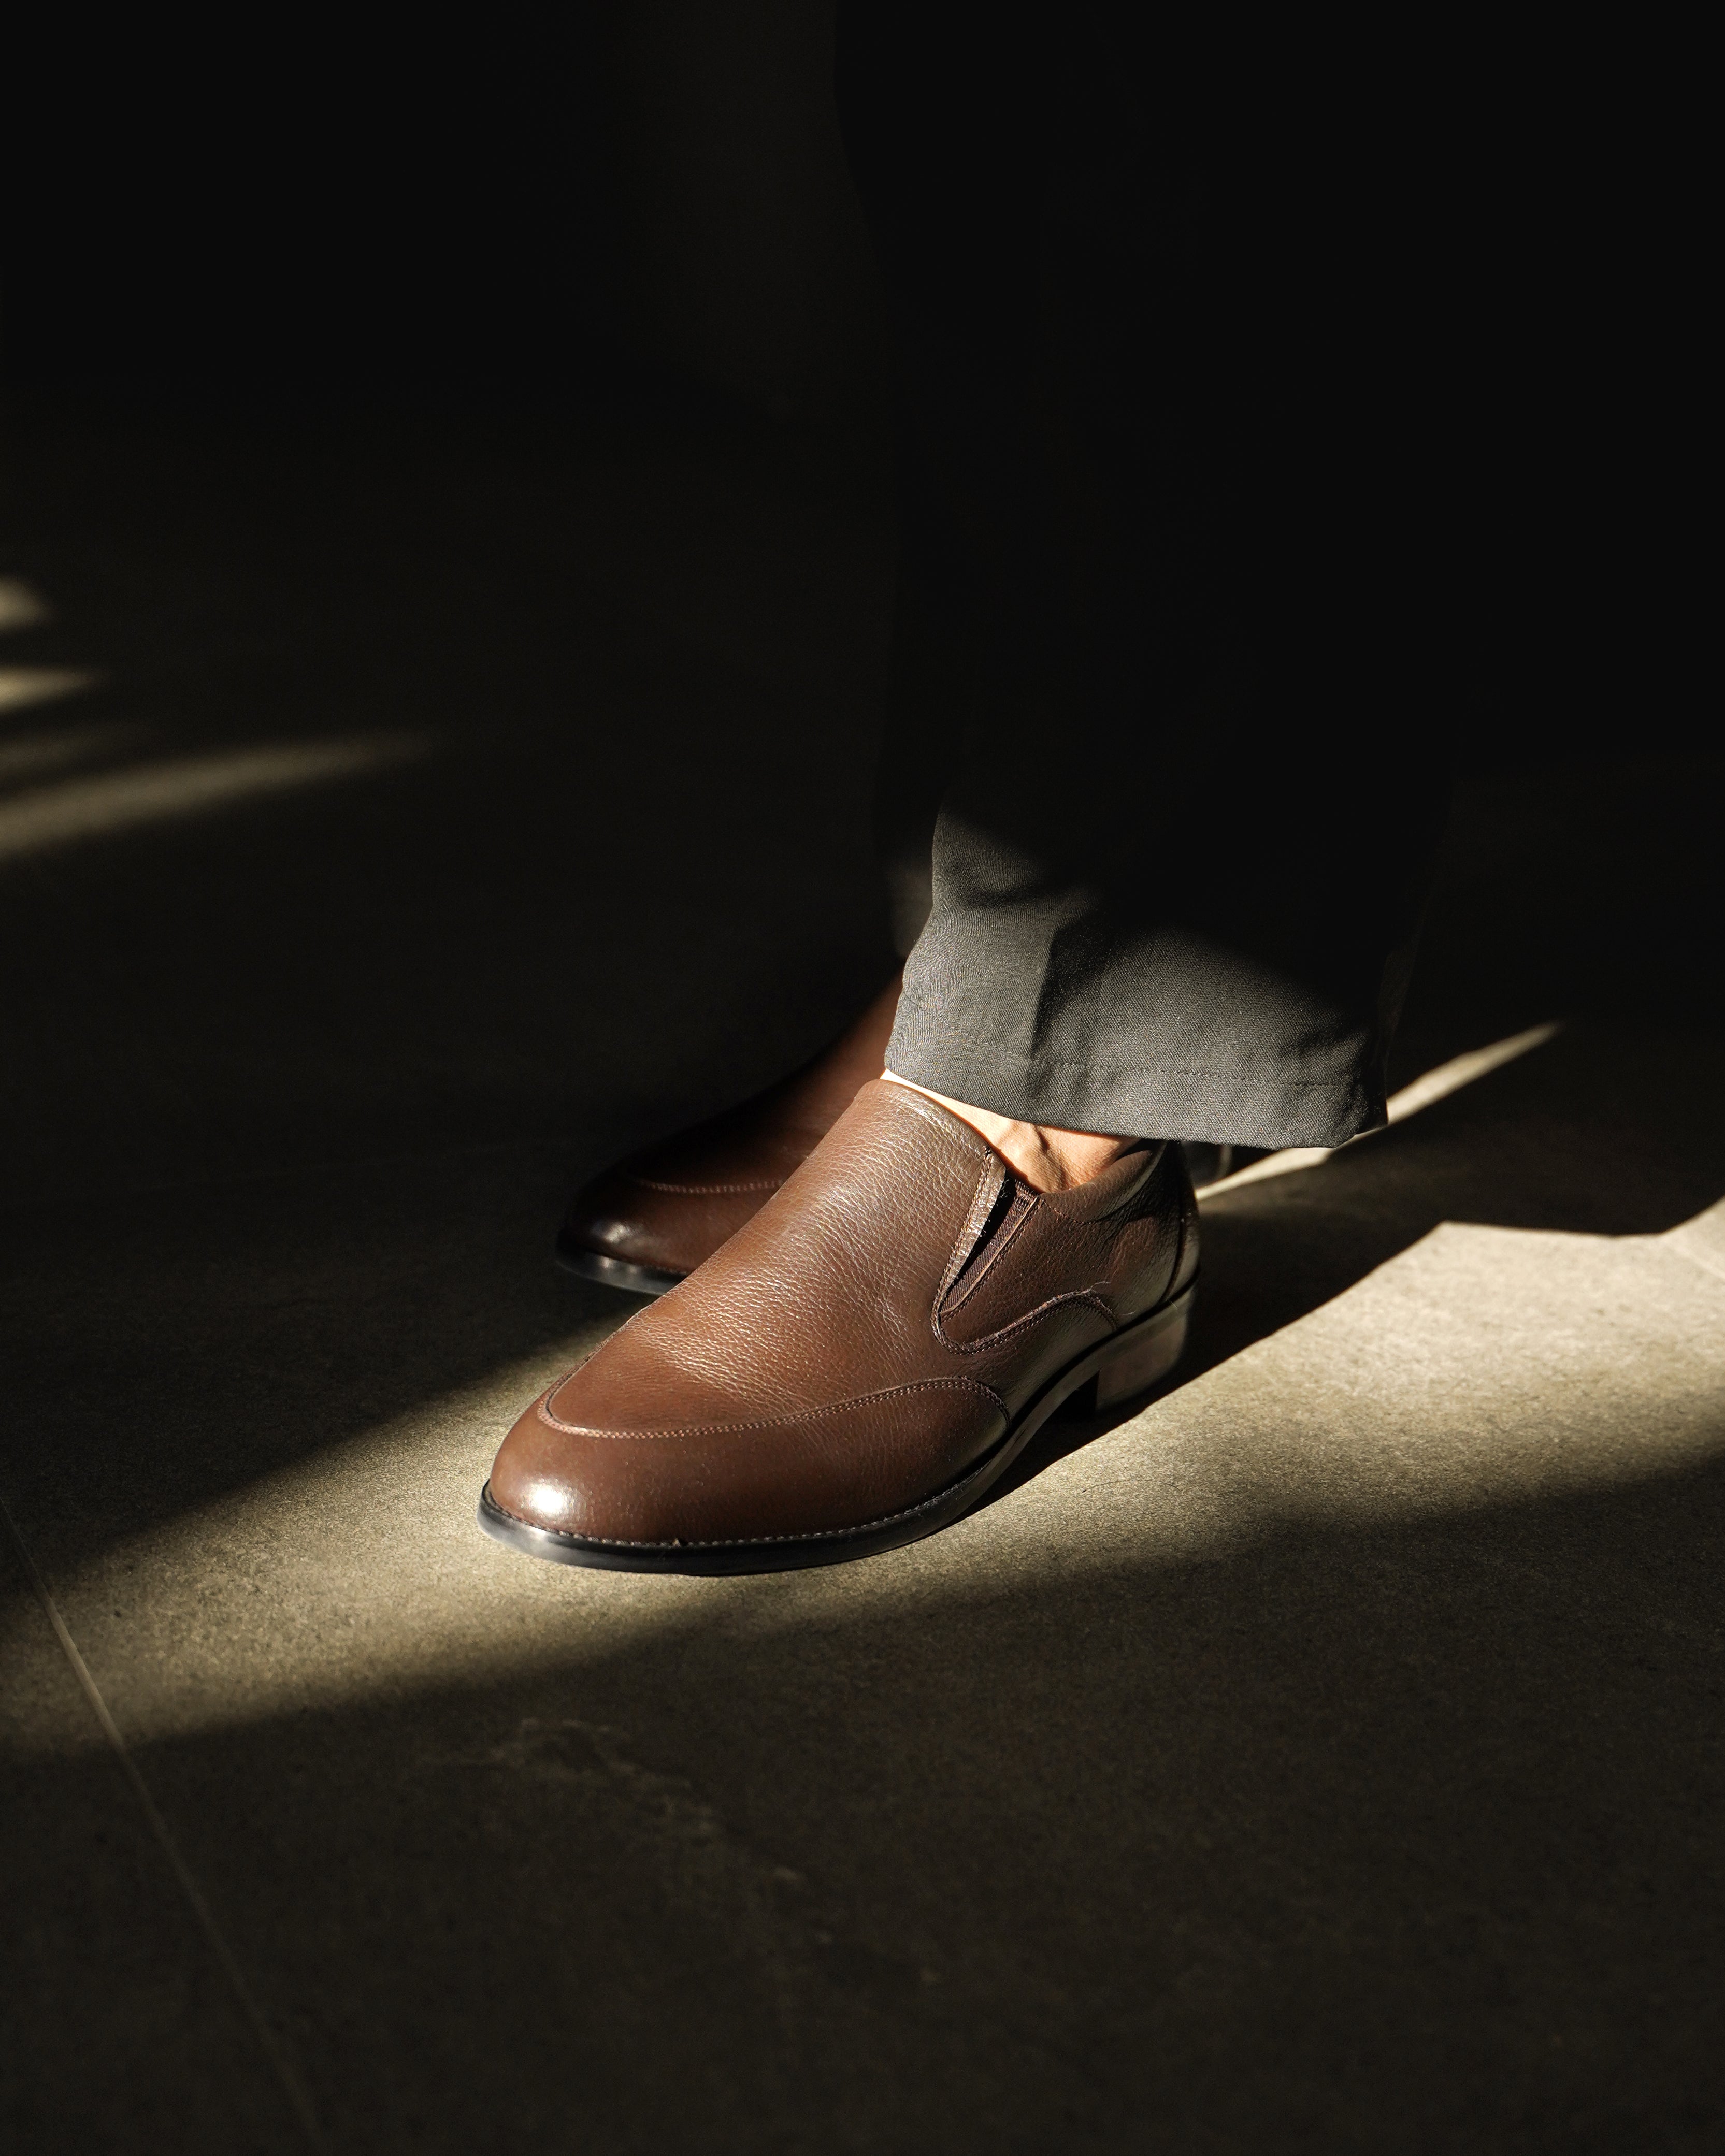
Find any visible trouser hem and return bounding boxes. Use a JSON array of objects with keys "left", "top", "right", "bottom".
[{"left": 885, "top": 1000, "right": 1384, "bottom": 1151}]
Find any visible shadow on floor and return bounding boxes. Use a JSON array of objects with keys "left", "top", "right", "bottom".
[{"left": 11, "top": 1450, "right": 1725, "bottom": 2153}]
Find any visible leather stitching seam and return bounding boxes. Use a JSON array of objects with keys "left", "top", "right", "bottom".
[
  {"left": 936, "top": 1287, "right": 1117, "bottom": 1354},
  {"left": 623, "top": 1174, "right": 783, "bottom": 1195},
  {"left": 537, "top": 1374, "right": 1008, "bottom": 1441}
]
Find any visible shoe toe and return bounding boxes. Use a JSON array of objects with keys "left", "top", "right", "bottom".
[
  {"left": 486, "top": 1394, "right": 605, "bottom": 1538},
  {"left": 486, "top": 1359, "right": 1008, "bottom": 1551}
]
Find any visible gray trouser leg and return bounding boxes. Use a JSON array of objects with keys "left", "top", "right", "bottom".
[{"left": 841, "top": 10, "right": 1462, "bottom": 1147}]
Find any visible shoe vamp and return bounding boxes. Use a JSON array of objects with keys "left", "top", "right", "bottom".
[
  {"left": 553, "top": 1174, "right": 960, "bottom": 1434},
  {"left": 556, "top": 1096, "right": 1115, "bottom": 1436}
]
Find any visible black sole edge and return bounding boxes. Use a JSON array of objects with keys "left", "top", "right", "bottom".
[
  {"left": 477, "top": 1282, "right": 1196, "bottom": 1576},
  {"left": 554, "top": 1238, "right": 685, "bottom": 1298}
]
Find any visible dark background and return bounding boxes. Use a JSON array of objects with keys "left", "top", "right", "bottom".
[
  {"left": 5, "top": 6, "right": 1701, "bottom": 777},
  {"left": 5, "top": 4, "right": 885, "bottom": 422}
]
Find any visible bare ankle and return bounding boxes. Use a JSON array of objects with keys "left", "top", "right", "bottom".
[{"left": 882, "top": 1072, "right": 1136, "bottom": 1192}]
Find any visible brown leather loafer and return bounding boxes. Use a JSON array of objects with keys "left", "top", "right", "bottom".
[
  {"left": 556, "top": 979, "right": 901, "bottom": 1296},
  {"left": 483, "top": 1080, "right": 1198, "bottom": 1574}
]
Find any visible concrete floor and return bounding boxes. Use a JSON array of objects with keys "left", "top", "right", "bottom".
[{"left": 2, "top": 396, "right": 1722, "bottom": 2153}]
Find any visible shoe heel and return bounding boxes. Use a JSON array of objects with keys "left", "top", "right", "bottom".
[{"left": 1092, "top": 1291, "right": 1193, "bottom": 1409}]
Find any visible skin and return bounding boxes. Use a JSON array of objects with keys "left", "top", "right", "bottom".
[
  {"left": 882, "top": 1073, "right": 1137, "bottom": 1192},
  {"left": 799, "top": 974, "right": 1138, "bottom": 1194}
]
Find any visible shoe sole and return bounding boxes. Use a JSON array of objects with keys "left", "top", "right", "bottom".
[
  {"left": 555, "top": 1234, "right": 685, "bottom": 1298},
  {"left": 477, "top": 1280, "right": 1196, "bottom": 1576}
]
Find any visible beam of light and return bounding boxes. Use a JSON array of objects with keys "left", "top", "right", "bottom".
[
  {"left": 13, "top": 1193, "right": 1723, "bottom": 1756},
  {"left": 1381, "top": 1023, "right": 1564, "bottom": 1122},
  {"left": 0, "top": 735, "right": 427, "bottom": 863},
  {"left": 0, "top": 666, "right": 104, "bottom": 716},
  {"left": 0, "top": 578, "right": 53, "bottom": 633},
  {"left": 1195, "top": 1023, "right": 1563, "bottom": 1200}
]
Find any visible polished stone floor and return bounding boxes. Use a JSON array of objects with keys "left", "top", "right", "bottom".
[{"left": 3, "top": 396, "right": 1721, "bottom": 2153}]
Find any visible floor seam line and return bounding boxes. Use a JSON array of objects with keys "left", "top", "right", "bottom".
[{"left": 0, "top": 1494, "right": 329, "bottom": 2154}]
